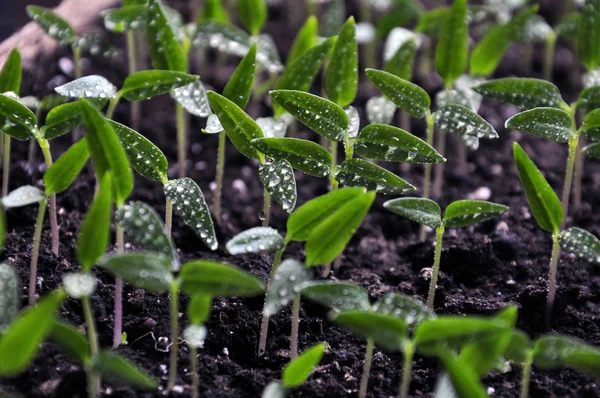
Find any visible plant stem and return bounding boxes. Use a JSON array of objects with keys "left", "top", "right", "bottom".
[
  {"left": 545, "top": 233, "right": 561, "bottom": 328},
  {"left": 520, "top": 357, "right": 533, "bottom": 398},
  {"left": 73, "top": 46, "right": 82, "bottom": 79},
  {"left": 112, "top": 224, "right": 125, "bottom": 348},
  {"left": 190, "top": 345, "right": 199, "bottom": 398},
  {"left": 290, "top": 294, "right": 301, "bottom": 359},
  {"left": 344, "top": 134, "right": 354, "bottom": 161},
  {"left": 561, "top": 135, "right": 578, "bottom": 226},
  {"left": 330, "top": 140, "right": 339, "bottom": 190},
  {"left": 573, "top": 139, "right": 584, "bottom": 208},
  {"left": 431, "top": 128, "right": 447, "bottom": 199},
  {"left": 258, "top": 245, "right": 286, "bottom": 357},
  {"left": 214, "top": 131, "right": 226, "bottom": 226},
  {"left": 28, "top": 199, "right": 47, "bottom": 305},
  {"left": 82, "top": 295, "right": 100, "bottom": 398},
  {"left": 456, "top": 135, "right": 468, "bottom": 174},
  {"left": 165, "top": 197, "right": 173, "bottom": 239},
  {"left": 167, "top": 282, "right": 180, "bottom": 392},
  {"left": 398, "top": 344, "right": 415, "bottom": 398},
  {"left": 106, "top": 97, "right": 120, "bottom": 120},
  {"left": 176, "top": 103, "right": 187, "bottom": 178},
  {"left": 358, "top": 339, "right": 374, "bottom": 398},
  {"left": 126, "top": 31, "right": 141, "bottom": 131},
  {"left": 522, "top": 44, "right": 533, "bottom": 76},
  {"left": 427, "top": 225, "right": 445, "bottom": 310},
  {"left": 2, "top": 134, "right": 10, "bottom": 197},
  {"left": 543, "top": 33, "right": 556, "bottom": 81},
  {"left": 359, "top": 1, "right": 376, "bottom": 69},
  {"left": 39, "top": 139, "right": 59, "bottom": 255},
  {"left": 419, "top": 114, "right": 435, "bottom": 241},
  {"left": 263, "top": 188, "right": 271, "bottom": 226}
]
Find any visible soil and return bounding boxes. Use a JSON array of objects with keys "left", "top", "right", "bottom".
[{"left": 1, "top": 1, "right": 600, "bottom": 397}]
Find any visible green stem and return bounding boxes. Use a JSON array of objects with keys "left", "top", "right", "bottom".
[
  {"left": 28, "top": 199, "right": 47, "bottom": 305},
  {"left": 112, "top": 224, "right": 125, "bottom": 348},
  {"left": 522, "top": 43, "right": 533, "bottom": 76},
  {"left": 427, "top": 225, "right": 445, "bottom": 310},
  {"left": 73, "top": 46, "right": 82, "bottom": 79},
  {"left": 573, "top": 139, "right": 584, "bottom": 209},
  {"left": 263, "top": 189, "right": 271, "bottom": 226},
  {"left": 258, "top": 245, "right": 286, "bottom": 357},
  {"left": 520, "top": 357, "right": 533, "bottom": 398},
  {"left": 82, "top": 295, "right": 100, "bottom": 398},
  {"left": 561, "top": 135, "right": 578, "bottom": 225},
  {"left": 106, "top": 96, "right": 121, "bottom": 120},
  {"left": 358, "top": 339, "right": 374, "bottom": 398},
  {"left": 545, "top": 233, "right": 561, "bottom": 328},
  {"left": 543, "top": 34, "right": 556, "bottom": 82},
  {"left": 2, "top": 134, "right": 10, "bottom": 197},
  {"left": 398, "top": 344, "right": 415, "bottom": 398},
  {"left": 330, "top": 140, "right": 338, "bottom": 190},
  {"left": 167, "top": 283, "right": 180, "bottom": 392},
  {"left": 165, "top": 197, "right": 173, "bottom": 239},
  {"left": 176, "top": 103, "right": 187, "bottom": 178},
  {"left": 419, "top": 114, "right": 435, "bottom": 241},
  {"left": 190, "top": 345, "right": 199, "bottom": 398},
  {"left": 290, "top": 294, "right": 301, "bottom": 359},
  {"left": 344, "top": 134, "right": 354, "bottom": 161},
  {"left": 39, "top": 139, "right": 59, "bottom": 255},
  {"left": 126, "top": 31, "right": 141, "bottom": 131},
  {"left": 214, "top": 131, "right": 226, "bottom": 226},
  {"left": 431, "top": 127, "right": 447, "bottom": 199}
]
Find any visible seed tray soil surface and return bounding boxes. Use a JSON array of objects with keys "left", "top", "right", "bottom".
[{"left": 1, "top": 2, "right": 600, "bottom": 398}]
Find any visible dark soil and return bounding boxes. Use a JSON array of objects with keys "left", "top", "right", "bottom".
[{"left": 1, "top": 1, "right": 600, "bottom": 397}]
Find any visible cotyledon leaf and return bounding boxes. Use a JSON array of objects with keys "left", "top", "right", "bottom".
[
  {"left": 164, "top": 178, "right": 217, "bottom": 250},
  {"left": 2, "top": 186, "right": 46, "bottom": 208},
  {"left": 365, "top": 68, "right": 430, "bottom": 118},
  {"left": 74, "top": 32, "right": 119, "bottom": 58},
  {"left": 435, "top": 0, "right": 468, "bottom": 87},
  {"left": 42, "top": 102, "right": 83, "bottom": 140},
  {"left": 325, "top": 16, "right": 358, "bottom": 108},
  {"left": 584, "top": 142, "right": 600, "bottom": 159},
  {"left": 533, "top": 335, "right": 600, "bottom": 378},
  {"left": 178, "top": 260, "right": 265, "bottom": 297},
  {"left": 252, "top": 138, "right": 332, "bottom": 177},
  {"left": 255, "top": 33, "right": 284, "bottom": 74},
  {"left": 580, "top": 108, "right": 600, "bottom": 141},
  {"left": 577, "top": 0, "right": 600, "bottom": 71},
  {"left": 473, "top": 78, "right": 564, "bottom": 110},
  {"left": 0, "top": 94, "right": 38, "bottom": 140},
  {"left": 282, "top": 343, "right": 326, "bottom": 388},
  {"left": 372, "top": 292, "right": 434, "bottom": 327},
  {"left": 383, "top": 197, "right": 443, "bottom": 229},
  {"left": 120, "top": 70, "right": 198, "bottom": 101},
  {"left": 301, "top": 282, "right": 371, "bottom": 312},
  {"left": 226, "top": 227, "right": 285, "bottom": 255},
  {"left": 559, "top": 227, "right": 600, "bottom": 266},
  {"left": 264, "top": 259, "right": 312, "bottom": 317},
  {"left": 193, "top": 20, "right": 251, "bottom": 55},
  {"left": 93, "top": 350, "right": 158, "bottom": 389},
  {"left": 576, "top": 86, "right": 600, "bottom": 115},
  {"left": 102, "top": 5, "right": 147, "bottom": 33},
  {"left": 435, "top": 104, "right": 498, "bottom": 139},
  {"left": 44, "top": 138, "right": 89, "bottom": 195},
  {"left": 146, "top": 0, "right": 186, "bottom": 72},
  {"left": 286, "top": 16, "right": 318, "bottom": 67},
  {"left": 443, "top": 200, "right": 509, "bottom": 229},
  {"left": 0, "top": 263, "right": 19, "bottom": 332},
  {"left": 99, "top": 253, "right": 173, "bottom": 293},
  {"left": 222, "top": 43, "right": 256, "bottom": 109},
  {"left": 171, "top": 80, "right": 211, "bottom": 117},
  {"left": 259, "top": 159, "right": 297, "bottom": 212},
  {"left": 55, "top": 76, "right": 117, "bottom": 99},
  {"left": 506, "top": 107, "right": 574, "bottom": 144},
  {"left": 331, "top": 310, "right": 408, "bottom": 351},
  {"left": 335, "top": 158, "right": 416, "bottom": 195},
  {"left": 26, "top": 6, "right": 75, "bottom": 44}
]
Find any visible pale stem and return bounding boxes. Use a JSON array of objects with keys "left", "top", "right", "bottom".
[
  {"left": 560, "top": 136, "right": 579, "bottom": 226},
  {"left": 176, "top": 103, "right": 187, "bottom": 178},
  {"left": 28, "top": 139, "right": 36, "bottom": 164},
  {"left": 28, "top": 199, "right": 47, "bottom": 305},
  {"left": 418, "top": 39, "right": 433, "bottom": 81},
  {"left": 39, "top": 139, "right": 59, "bottom": 255},
  {"left": 2, "top": 134, "right": 10, "bottom": 197},
  {"left": 359, "top": 2, "right": 376, "bottom": 69},
  {"left": 431, "top": 128, "right": 447, "bottom": 199},
  {"left": 0, "top": 133, "right": 4, "bottom": 172},
  {"left": 427, "top": 225, "right": 445, "bottom": 310},
  {"left": 167, "top": 283, "right": 180, "bottom": 392},
  {"left": 573, "top": 139, "right": 584, "bottom": 209},
  {"left": 543, "top": 34, "right": 556, "bottom": 81},
  {"left": 520, "top": 357, "right": 533, "bottom": 398},
  {"left": 190, "top": 345, "right": 199, "bottom": 398},
  {"left": 258, "top": 246, "right": 286, "bottom": 357},
  {"left": 214, "top": 131, "right": 226, "bottom": 225},
  {"left": 455, "top": 135, "right": 468, "bottom": 174},
  {"left": 329, "top": 140, "right": 339, "bottom": 190},
  {"left": 82, "top": 295, "right": 100, "bottom": 398},
  {"left": 126, "top": 31, "right": 141, "bottom": 131},
  {"left": 290, "top": 294, "right": 301, "bottom": 359},
  {"left": 263, "top": 188, "right": 271, "bottom": 227},
  {"left": 112, "top": 224, "right": 125, "bottom": 348},
  {"left": 105, "top": 97, "right": 120, "bottom": 120},
  {"left": 358, "top": 339, "right": 374, "bottom": 398},
  {"left": 419, "top": 114, "right": 435, "bottom": 241},
  {"left": 73, "top": 46, "right": 82, "bottom": 79},
  {"left": 545, "top": 233, "right": 561, "bottom": 328},
  {"left": 165, "top": 197, "right": 173, "bottom": 239},
  {"left": 522, "top": 44, "right": 533, "bottom": 75},
  {"left": 398, "top": 344, "right": 415, "bottom": 398}
]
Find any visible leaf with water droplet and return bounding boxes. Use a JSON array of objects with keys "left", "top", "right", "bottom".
[
  {"left": 223, "top": 43, "right": 256, "bottom": 109},
  {"left": 355, "top": 124, "right": 445, "bottom": 164},
  {"left": 193, "top": 21, "right": 251, "bottom": 55},
  {"left": 259, "top": 159, "right": 297, "bottom": 212},
  {"left": 255, "top": 34, "right": 284, "bottom": 73},
  {"left": 2, "top": 186, "right": 46, "bottom": 208},
  {"left": 44, "top": 138, "right": 89, "bottom": 194},
  {"left": 306, "top": 191, "right": 375, "bottom": 266},
  {"left": 207, "top": 91, "right": 264, "bottom": 160},
  {"left": 576, "top": 86, "right": 600, "bottom": 115},
  {"left": 0, "top": 94, "right": 37, "bottom": 140},
  {"left": 256, "top": 117, "right": 288, "bottom": 138},
  {"left": 372, "top": 292, "right": 433, "bottom": 327},
  {"left": 203, "top": 113, "right": 224, "bottom": 134},
  {"left": 533, "top": 335, "right": 600, "bottom": 378},
  {"left": 383, "top": 197, "right": 443, "bottom": 229},
  {"left": 282, "top": 343, "right": 326, "bottom": 388},
  {"left": 108, "top": 120, "right": 168, "bottom": 183},
  {"left": 238, "top": 0, "right": 267, "bottom": 36},
  {"left": 74, "top": 32, "right": 119, "bottom": 58},
  {"left": 171, "top": 80, "right": 211, "bottom": 117},
  {"left": 146, "top": 0, "right": 186, "bottom": 72},
  {"left": 384, "top": 37, "right": 417, "bottom": 81},
  {"left": 264, "top": 259, "right": 312, "bottom": 316},
  {"left": 270, "top": 90, "right": 348, "bottom": 142},
  {"left": 120, "top": 70, "right": 197, "bottom": 101},
  {"left": 286, "top": 16, "right": 319, "bottom": 67},
  {"left": 345, "top": 106, "right": 360, "bottom": 139},
  {"left": 473, "top": 78, "right": 563, "bottom": 110},
  {"left": 519, "top": 14, "right": 554, "bottom": 43},
  {"left": 435, "top": 104, "right": 498, "bottom": 139},
  {"left": 301, "top": 282, "right": 370, "bottom": 312},
  {"left": 437, "top": 350, "right": 489, "bottom": 398},
  {"left": 102, "top": 5, "right": 147, "bottom": 33},
  {"left": 252, "top": 138, "right": 331, "bottom": 177},
  {"left": 332, "top": 310, "right": 408, "bottom": 351},
  {"left": 506, "top": 107, "right": 573, "bottom": 144},
  {"left": 49, "top": 320, "right": 91, "bottom": 363},
  {"left": 559, "top": 227, "right": 600, "bottom": 266},
  {"left": 504, "top": 330, "right": 532, "bottom": 363},
  {"left": 0, "top": 48, "right": 22, "bottom": 100},
  {"left": 99, "top": 252, "right": 174, "bottom": 293},
  {"left": 366, "top": 96, "right": 396, "bottom": 125},
  {"left": 584, "top": 141, "right": 600, "bottom": 159},
  {"left": 513, "top": 142, "right": 563, "bottom": 234},
  {"left": 325, "top": 17, "right": 358, "bottom": 107},
  {"left": 187, "top": 294, "right": 212, "bottom": 325},
  {"left": 577, "top": 0, "right": 600, "bottom": 71},
  {"left": 179, "top": 260, "right": 265, "bottom": 297},
  {"left": 580, "top": 108, "right": 600, "bottom": 141},
  {"left": 366, "top": 69, "right": 430, "bottom": 118},
  {"left": 183, "top": 324, "right": 207, "bottom": 348},
  {"left": 63, "top": 272, "right": 97, "bottom": 298},
  {"left": 336, "top": 158, "right": 416, "bottom": 195},
  {"left": 93, "top": 350, "right": 158, "bottom": 389},
  {"left": 443, "top": 200, "right": 508, "bottom": 229},
  {"left": 0, "top": 263, "right": 19, "bottom": 332},
  {"left": 55, "top": 75, "right": 117, "bottom": 99},
  {"left": 226, "top": 227, "right": 285, "bottom": 255},
  {"left": 42, "top": 102, "right": 83, "bottom": 139},
  {"left": 26, "top": 6, "right": 75, "bottom": 44},
  {"left": 164, "top": 178, "right": 217, "bottom": 250},
  {"left": 435, "top": 0, "right": 467, "bottom": 87}
]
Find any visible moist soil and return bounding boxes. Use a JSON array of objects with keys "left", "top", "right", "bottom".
[{"left": 1, "top": 1, "right": 600, "bottom": 397}]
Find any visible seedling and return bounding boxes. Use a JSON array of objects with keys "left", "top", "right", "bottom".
[
  {"left": 384, "top": 197, "right": 508, "bottom": 309},
  {"left": 559, "top": 227, "right": 600, "bottom": 266},
  {"left": 184, "top": 294, "right": 211, "bottom": 398}
]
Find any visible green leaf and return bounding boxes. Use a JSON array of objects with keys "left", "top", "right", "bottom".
[
  {"left": 287, "top": 187, "right": 365, "bottom": 241},
  {"left": 252, "top": 138, "right": 332, "bottom": 177},
  {"left": 438, "top": 351, "right": 489, "bottom": 398},
  {"left": 533, "top": 335, "right": 600, "bottom": 378},
  {"left": 580, "top": 108, "right": 600, "bottom": 140},
  {"left": 146, "top": 0, "right": 186, "bottom": 72},
  {"left": 435, "top": 0, "right": 468, "bottom": 87},
  {"left": 584, "top": 141, "right": 600, "bottom": 159},
  {"left": 238, "top": 0, "right": 266, "bottom": 36},
  {"left": 49, "top": 320, "right": 90, "bottom": 363},
  {"left": 0, "top": 94, "right": 37, "bottom": 140},
  {"left": 443, "top": 200, "right": 508, "bottom": 229},
  {"left": 282, "top": 343, "right": 326, "bottom": 388},
  {"left": 559, "top": 227, "right": 600, "bottom": 265},
  {"left": 102, "top": 5, "right": 147, "bottom": 33},
  {"left": 187, "top": 294, "right": 213, "bottom": 325},
  {"left": 26, "top": 6, "right": 75, "bottom": 44},
  {"left": 2, "top": 186, "right": 46, "bottom": 208},
  {"left": 513, "top": 143, "right": 563, "bottom": 234},
  {"left": 0, "top": 48, "right": 22, "bottom": 94},
  {"left": 270, "top": 90, "right": 348, "bottom": 142},
  {"left": 171, "top": 80, "right": 211, "bottom": 117},
  {"left": 259, "top": 159, "right": 297, "bottom": 212},
  {"left": 325, "top": 17, "right": 358, "bottom": 107},
  {"left": 384, "top": 39, "right": 417, "bottom": 81},
  {"left": 164, "top": 178, "right": 217, "bottom": 250},
  {"left": 414, "top": 316, "right": 510, "bottom": 350},
  {"left": 76, "top": 173, "right": 113, "bottom": 271},
  {"left": 435, "top": 105, "right": 498, "bottom": 139},
  {"left": 74, "top": 32, "right": 118, "bottom": 58},
  {"left": 99, "top": 252, "right": 174, "bottom": 293},
  {"left": 226, "top": 226, "right": 285, "bottom": 255},
  {"left": 120, "top": 70, "right": 197, "bottom": 101},
  {"left": 0, "top": 263, "right": 19, "bottom": 332},
  {"left": 273, "top": 37, "right": 336, "bottom": 118},
  {"left": 557, "top": 12, "right": 581, "bottom": 39},
  {"left": 207, "top": 91, "right": 264, "bottom": 160},
  {"left": 80, "top": 99, "right": 133, "bottom": 206},
  {"left": 416, "top": 7, "right": 448, "bottom": 36},
  {"left": 108, "top": 120, "right": 168, "bottom": 183},
  {"left": 55, "top": 75, "right": 118, "bottom": 99},
  {"left": 42, "top": 102, "right": 83, "bottom": 139},
  {"left": 383, "top": 197, "right": 443, "bottom": 229},
  {"left": 372, "top": 292, "right": 433, "bottom": 327},
  {"left": 94, "top": 350, "right": 157, "bottom": 389},
  {"left": 222, "top": 43, "right": 256, "bottom": 109},
  {"left": 504, "top": 330, "right": 532, "bottom": 363},
  {"left": 578, "top": 0, "right": 600, "bottom": 71},
  {"left": 199, "top": 0, "right": 230, "bottom": 23},
  {"left": 355, "top": 124, "right": 445, "bottom": 163},
  {"left": 332, "top": 311, "right": 408, "bottom": 351},
  {"left": 506, "top": 107, "right": 573, "bottom": 144},
  {"left": 44, "top": 138, "right": 89, "bottom": 195},
  {"left": 473, "top": 78, "right": 564, "bottom": 110},
  {"left": 301, "top": 282, "right": 371, "bottom": 312},
  {"left": 305, "top": 191, "right": 375, "bottom": 266},
  {"left": 0, "top": 289, "right": 66, "bottom": 376},
  {"left": 287, "top": 16, "right": 318, "bottom": 67},
  {"left": 335, "top": 158, "right": 416, "bottom": 195},
  {"left": 194, "top": 21, "right": 251, "bottom": 51},
  {"left": 179, "top": 260, "right": 265, "bottom": 297},
  {"left": 576, "top": 86, "right": 600, "bottom": 115},
  {"left": 264, "top": 259, "right": 312, "bottom": 316},
  {"left": 115, "top": 202, "right": 177, "bottom": 264},
  {"left": 366, "top": 69, "right": 430, "bottom": 118}
]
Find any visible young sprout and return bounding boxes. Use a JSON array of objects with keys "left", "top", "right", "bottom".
[
  {"left": 513, "top": 142, "right": 564, "bottom": 325},
  {"left": 184, "top": 294, "right": 211, "bottom": 398},
  {"left": 0, "top": 48, "right": 22, "bottom": 198},
  {"left": 384, "top": 197, "right": 508, "bottom": 309}
]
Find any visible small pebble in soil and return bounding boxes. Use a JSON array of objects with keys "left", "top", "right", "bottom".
[
  {"left": 209, "top": 181, "right": 216, "bottom": 191},
  {"left": 491, "top": 164, "right": 503, "bottom": 176},
  {"left": 468, "top": 186, "right": 491, "bottom": 201},
  {"left": 172, "top": 386, "right": 184, "bottom": 394},
  {"left": 496, "top": 221, "right": 509, "bottom": 233},
  {"left": 58, "top": 57, "right": 74, "bottom": 76},
  {"left": 194, "top": 161, "right": 207, "bottom": 171},
  {"left": 420, "top": 267, "right": 433, "bottom": 280},
  {"left": 143, "top": 318, "right": 157, "bottom": 329},
  {"left": 222, "top": 347, "right": 229, "bottom": 356},
  {"left": 521, "top": 207, "right": 531, "bottom": 219},
  {"left": 506, "top": 278, "right": 516, "bottom": 286},
  {"left": 159, "top": 364, "right": 167, "bottom": 375},
  {"left": 232, "top": 179, "right": 248, "bottom": 195},
  {"left": 487, "top": 387, "right": 495, "bottom": 395}
]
